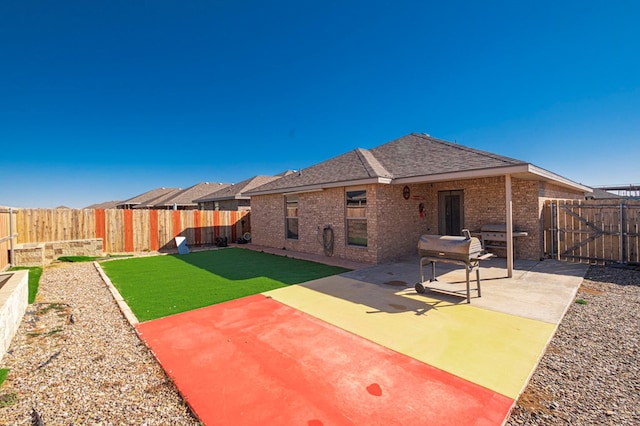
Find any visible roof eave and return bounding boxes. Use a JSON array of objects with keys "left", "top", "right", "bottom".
[
  {"left": 246, "top": 177, "right": 393, "bottom": 196},
  {"left": 195, "top": 194, "right": 248, "bottom": 202},
  {"left": 526, "top": 165, "right": 592, "bottom": 193},
  {"left": 393, "top": 164, "right": 591, "bottom": 193},
  {"left": 159, "top": 202, "right": 197, "bottom": 207}
]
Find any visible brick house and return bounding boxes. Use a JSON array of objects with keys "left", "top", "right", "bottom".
[
  {"left": 148, "top": 182, "right": 230, "bottom": 210},
  {"left": 245, "top": 133, "right": 591, "bottom": 267},
  {"left": 116, "top": 187, "right": 180, "bottom": 209},
  {"left": 116, "top": 182, "right": 230, "bottom": 210},
  {"left": 193, "top": 175, "right": 289, "bottom": 211}
]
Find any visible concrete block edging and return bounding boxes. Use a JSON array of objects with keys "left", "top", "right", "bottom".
[{"left": 93, "top": 261, "right": 139, "bottom": 326}]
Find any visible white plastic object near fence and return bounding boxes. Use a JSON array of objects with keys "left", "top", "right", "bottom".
[{"left": 175, "top": 236, "right": 190, "bottom": 254}]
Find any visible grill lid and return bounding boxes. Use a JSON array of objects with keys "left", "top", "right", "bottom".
[
  {"left": 418, "top": 232, "right": 483, "bottom": 262},
  {"left": 481, "top": 223, "right": 507, "bottom": 233}
]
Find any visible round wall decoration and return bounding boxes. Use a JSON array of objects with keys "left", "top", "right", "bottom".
[{"left": 402, "top": 186, "right": 410, "bottom": 200}]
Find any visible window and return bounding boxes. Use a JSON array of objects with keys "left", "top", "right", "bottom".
[
  {"left": 346, "top": 189, "right": 367, "bottom": 246},
  {"left": 285, "top": 195, "right": 299, "bottom": 240}
]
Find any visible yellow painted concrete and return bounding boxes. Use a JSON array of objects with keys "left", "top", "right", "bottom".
[{"left": 264, "top": 276, "right": 556, "bottom": 400}]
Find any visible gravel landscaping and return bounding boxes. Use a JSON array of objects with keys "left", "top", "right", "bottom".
[
  {"left": 507, "top": 265, "right": 640, "bottom": 425},
  {"left": 0, "top": 261, "right": 638, "bottom": 425},
  {"left": 0, "top": 262, "right": 198, "bottom": 425}
]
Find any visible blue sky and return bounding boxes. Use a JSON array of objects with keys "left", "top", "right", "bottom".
[{"left": 1, "top": 1, "right": 638, "bottom": 208}]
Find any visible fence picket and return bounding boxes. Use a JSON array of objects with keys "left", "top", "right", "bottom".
[
  {"left": 13, "top": 208, "right": 250, "bottom": 255},
  {"left": 544, "top": 199, "right": 640, "bottom": 264},
  {"left": 0, "top": 208, "right": 18, "bottom": 270}
]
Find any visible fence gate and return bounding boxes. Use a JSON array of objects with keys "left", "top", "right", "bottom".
[{"left": 544, "top": 199, "right": 640, "bottom": 264}]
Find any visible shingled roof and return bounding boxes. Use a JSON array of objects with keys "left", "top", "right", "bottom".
[
  {"left": 194, "top": 175, "right": 283, "bottom": 202},
  {"left": 149, "top": 182, "right": 230, "bottom": 208},
  {"left": 117, "top": 187, "right": 179, "bottom": 208},
  {"left": 246, "top": 133, "right": 589, "bottom": 195},
  {"left": 84, "top": 200, "right": 122, "bottom": 209},
  {"left": 370, "top": 133, "right": 524, "bottom": 178}
]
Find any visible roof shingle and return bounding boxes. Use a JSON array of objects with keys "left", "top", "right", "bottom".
[
  {"left": 370, "top": 133, "right": 525, "bottom": 178},
  {"left": 195, "top": 175, "right": 282, "bottom": 202},
  {"left": 117, "top": 187, "right": 179, "bottom": 207},
  {"left": 247, "top": 133, "right": 527, "bottom": 194},
  {"left": 152, "top": 182, "right": 230, "bottom": 208}
]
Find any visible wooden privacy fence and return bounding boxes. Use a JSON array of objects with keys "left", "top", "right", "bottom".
[
  {"left": 0, "top": 207, "right": 18, "bottom": 270},
  {"left": 15, "top": 209, "right": 251, "bottom": 254},
  {"left": 543, "top": 199, "right": 640, "bottom": 264}
]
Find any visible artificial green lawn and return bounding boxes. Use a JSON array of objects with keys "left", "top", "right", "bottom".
[{"left": 101, "top": 248, "right": 350, "bottom": 322}]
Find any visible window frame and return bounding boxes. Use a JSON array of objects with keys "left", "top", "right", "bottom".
[
  {"left": 285, "top": 194, "right": 299, "bottom": 240},
  {"left": 345, "top": 188, "right": 367, "bottom": 247}
]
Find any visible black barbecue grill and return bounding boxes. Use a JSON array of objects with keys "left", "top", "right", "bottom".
[{"left": 415, "top": 229, "right": 493, "bottom": 303}]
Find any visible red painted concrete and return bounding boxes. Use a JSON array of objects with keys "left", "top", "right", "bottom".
[{"left": 136, "top": 295, "right": 513, "bottom": 425}]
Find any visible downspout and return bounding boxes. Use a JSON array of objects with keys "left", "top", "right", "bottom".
[{"left": 505, "top": 175, "right": 514, "bottom": 278}]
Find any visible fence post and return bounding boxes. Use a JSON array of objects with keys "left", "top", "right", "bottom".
[
  {"left": 619, "top": 200, "right": 625, "bottom": 264},
  {"left": 9, "top": 208, "right": 14, "bottom": 266},
  {"left": 548, "top": 201, "right": 554, "bottom": 259},
  {"left": 548, "top": 201, "right": 556, "bottom": 260}
]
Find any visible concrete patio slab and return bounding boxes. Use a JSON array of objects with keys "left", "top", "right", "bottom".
[
  {"left": 135, "top": 251, "right": 589, "bottom": 425},
  {"left": 264, "top": 277, "right": 554, "bottom": 400},
  {"left": 264, "top": 256, "right": 588, "bottom": 399},
  {"left": 136, "top": 294, "right": 514, "bottom": 426},
  {"left": 340, "top": 256, "right": 589, "bottom": 324}
]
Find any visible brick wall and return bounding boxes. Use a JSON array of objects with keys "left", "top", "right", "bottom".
[
  {"left": 373, "top": 178, "right": 549, "bottom": 262},
  {"left": 512, "top": 180, "right": 543, "bottom": 260},
  {"left": 251, "top": 178, "right": 587, "bottom": 264},
  {"left": 250, "top": 194, "right": 284, "bottom": 249},
  {"left": 251, "top": 187, "right": 378, "bottom": 264},
  {"left": 539, "top": 182, "right": 586, "bottom": 200},
  {"left": 373, "top": 184, "right": 431, "bottom": 262},
  {"left": 424, "top": 177, "right": 583, "bottom": 260}
]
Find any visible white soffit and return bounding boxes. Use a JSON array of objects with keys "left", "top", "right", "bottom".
[
  {"left": 393, "top": 164, "right": 591, "bottom": 193},
  {"left": 248, "top": 177, "right": 393, "bottom": 196}
]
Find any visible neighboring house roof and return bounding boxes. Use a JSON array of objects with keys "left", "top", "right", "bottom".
[
  {"left": 132, "top": 188, "right": 183, "bottom": 209},
  {"left": 116, "top": 187, "right": 179, "bottom": 208},
  {"left": 194, "top": 176, "right": 282, "bottom": 203},
  {"left": 592, "top": 184, "right": 640, "bottom": 199},
  {"left": 246, "top": 133, "right": 591, "bottom": 195},
  {"left": 149, "top": 182, "right": 231, "bottom": 208},
  {"left": 85, "top": 200, "right": 122, "bottom": 209},
  {"left": 585, "top": 188, "right": 623, "bottom": 199}
]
